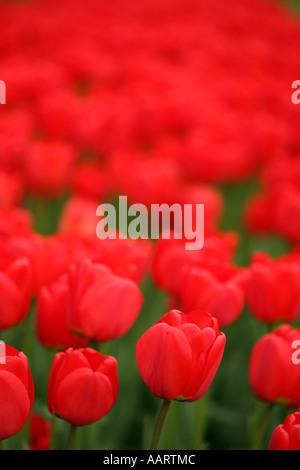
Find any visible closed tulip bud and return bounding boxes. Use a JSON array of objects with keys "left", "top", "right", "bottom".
[
  {"left": 68, "top": 259, "right": 143, "bottom": 342},
  {"left": 36, "top": 276, "right": 88, "bottom": 350},
  {"left": 246, "top": 252, "right": 300, "bottom": 324},
  {"left": 0, "top": 258, "right": 32, "bottom": 330},
  {"left": 136, "top": 309, "right": 226, "bottom": 401},
  {"left": 48, "top": 347, "right": 118, "bottom": 426},
  {"left": 0, "top": 345, "right": 34, "bottom": 441},
  {"left": 249, "top": 325, "right": 300, "bottom": 408},
  {"left": 29, "top": 413, "right": 52, "bottom": 450},
  {"left": 268, "top": 411, "right": 300, "bottom": 450}
]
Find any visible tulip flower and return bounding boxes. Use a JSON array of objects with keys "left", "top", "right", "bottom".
[
  {"left": 36, "top": 275, "right": 88, "bottom": 350},
  {"left": 179, "top": 264, "right": 249, "bottom": 328},
  {"left": 151, "top": 230, "right": 239, "bottom": 295},
  {"left": 48, "top": 347, "right": 118, "bottom": 426},
  {"left": 0, "top": 258, "right": 32, "bottom": 330},
  {"left": 268, "top": 411, "right": 300, "bottom": 450},
  {"left": 68, "top": 259, "right": 143, "bottom": 342},
  {"left": 58, "top": 196, "right": 100, "bottom": 239},
  {"left": 0, "top": 207, "right": 33, "bottom": 238},
  {"left": 249, "top": 325, "right": 300, "bottom": 408},
  {"left": 136, "top": 309, "right": 226, "bottom": 402},
  {"left": 24, "top": 140, "right": 77, "bottom": 198},
  {"left": 0, "top": 345, "right": 34, "bottom": 441},
  {"left": 29, "top": 413, "right": 52, "bottom": 450},
  {"left": 246, "top": 252, "right": 300, "bottom": 324}
]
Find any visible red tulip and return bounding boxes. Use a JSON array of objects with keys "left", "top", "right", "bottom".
[
  {"left": 136, "top": 309, "right": 225, "bottom": 401},
  {"left": 48, "top": 347, "right": 118, "bottom": 426},
  {"left": 36, "top": 275, "right": 88, "bottom": 350},
  {"left": 0, "top": 345, "right": 34, "bottom": 441},
  {"left": 151, "top": 230, "right": 239, "bottom": 296},
  {"left": 246, "top": 252, "right": 300, "bottom": 324},
  {"left": 179, "top": 263, "right": 249, "bottom": 327},
  {"left": 268, "top": 411, "right": 300, "bottom": 450},
  {"left": 68, "top": 259, "right": 143, "bottom": 342},
  {"left": 29, "top": 413, "right": 52, "bottom": 450},
  {"left": 0, "top": 208, "right": 33, "bottom": 239},
  {"left": 24, "top": 140, "right": 77, "bottom": 198},
  {"left": 58, "top": 196, "right": 99, "bottom": 239},
  {"left": 0, "top": 169, "right": 24, "bottom": 209},
  {"left": 0, "top": 258, "right": 32, "bottom": 330},
  {"left": 249, "top": 325, "right": 300, "bottom": 408}
]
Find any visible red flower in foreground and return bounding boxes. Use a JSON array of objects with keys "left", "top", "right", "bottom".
[
  {"left": 249, "top": 325, "right": 300, "bottom": 408},
  {"left": 136, "top": 309, "right": 225, "bottom": 402},
  {"left": 268, "top": 411, "right": 300, "bottom": 450},
  {"left": 48, "top": 348, "right": 118, "bottom": 426},
  {"left": 0, "top": 345, "right": 34, "bottom": 441}
]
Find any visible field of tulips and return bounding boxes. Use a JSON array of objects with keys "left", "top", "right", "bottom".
[{"left": 1, "top": 0, "right": 300, "bottom": 452}]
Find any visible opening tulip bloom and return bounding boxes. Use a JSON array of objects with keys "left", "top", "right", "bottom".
[
  {"left": 136, "top": 309, "right": 226, "bottom": 402},
  {"left": 0, "top": 345, "right": 34, "bottom": 441},
  {"left": 249, "top": 325, "right": 300, "bottom": 408},
  {"left": 48, "top": 347, "right": 118, "bottom": 426},
  {"left": 268, "top": 411, "right": 300, "bottom": 450}
]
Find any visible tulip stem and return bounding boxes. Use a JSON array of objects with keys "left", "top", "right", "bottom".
[
  {"left": 66, "top": 424, "right": 77, "bottom": 450},
  {"left": 150, "top": 399, "right": 171, "bottom": 450},
  {"left": 252, "top": 403, "right": 274, "bottom": 450}
]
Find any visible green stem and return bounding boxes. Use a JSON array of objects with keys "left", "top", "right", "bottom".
[
  {"left": 195, "top": 391, "right": 209, "bottom": 449},
  {"left": 150, "top": 399, "right": 171, "bottom": 450},
  {"left": 252, "top": 403, "right": 274, "bottom": 450},
  {"left": 66, "top": 424, "right": 77, "bottom": 450}
]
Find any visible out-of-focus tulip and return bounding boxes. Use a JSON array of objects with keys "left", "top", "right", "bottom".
[
  {"left": 246, "top": 252, "right": 300, "bottom": 324},
  {"left": 249, "top": 325, "right": 300, "bottom": 408},
  {"left": 0, "top": 345, "right": 34, "bottom": 441},
  {"left": 0, "top": 258, "right": 32, "bottom": 330},
  {"left": 36, "top": 275, "right": 88, "bottom": 350},
  {"left": 177, "top": 184, "right": 224, "bottom": 231},
  {"left": 29, "top": 413, "right": 52, "bottom": 450},
  {"left": 179, "top": 264, "right": 249, "bottom": 327},
  {"left": 48, "top": 347, "right": 118, "bottom": 426},
  {"left": 24, "top": 140, "right": 77, "bottom": 198},
  {"left": 0, "top": 169, "right": 24, "bottom": 209},
  {"left": 68, "top": 259, "right": 143, "bottom": 342},
  {"left": 0, "top": 208, "right": 33, "bottom": 239},
  {"left": 136, "top": 309, "right": 225, "bottom": 401},
  {"left": 268, "top": 411, "right": 300, "bottom": 450},
  {"left": 151, "top": 230, "right": 239, "bottom": 295},
  {"left": 58, "top": 196, "right": 99, "bottom": 238}
]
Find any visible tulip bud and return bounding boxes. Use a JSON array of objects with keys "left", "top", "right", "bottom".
[
  {"left": 246, "top": 252, "right": 300, "bottom": 324},
  {"left": 68, "top": 259, "right": 143, "bottom": 342},
  {"left": 0, "top": 258, "right": 32, "bottom": 330},
  {"left": 36, "top": 275, "right": 88, "bottom": 350},
  {"left": 268, "top": 411, "right": 300, "bottom": 450},
  {"left": 29, "top": 413, "right": 52, "bottom": 450},
  {"left": 249, "top": 325, "right": 300, "bottom": 408},
  {"left": 0, "top": 345, "right": 34, "bottom": 441},
  {"left": 48, "top": 347, "right": 118, "bottom": 426},
  {"left": 136, "top": 309, "right": 226, "bottom": 401}
]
